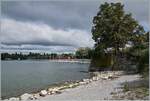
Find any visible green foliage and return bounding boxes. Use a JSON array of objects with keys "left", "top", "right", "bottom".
[
  {"left": 75, "top": 47, "right": 92, "bottom": 59},
  {"left": 92, "top": 2, "right": 142, "bottom": 51},
  {"left": 128, "top": 44, "right": 147, "bottom": 58},
  {"left": 1, "top": 52, "right": 75, "bottom": 60},
  {"left": 123, "top": 82, "right": 130, "bottom": 92},
  {"left": 138, "top": 48, "right": 149, "bottom": 76},
  {"left": 127, "top": 37, "right": 149, "bottom": 77},
  {"left": 91, "top": 2, "right": 146, "bottom": 70}
]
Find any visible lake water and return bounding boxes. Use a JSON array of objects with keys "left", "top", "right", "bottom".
[{"left": 1, "top": 60, "right": 90, "bottom": 99}]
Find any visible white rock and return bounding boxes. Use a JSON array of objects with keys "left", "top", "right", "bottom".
[
  {"left": 51, "top": 88, "right": 59, "bottom": 92},
  {"left": 83, "top": 79, "right": 87, "bottom": 82},
  {"left": 92, "top": 77, "right": 98, "bottom": 81},
  {"left": 74, "top": 83, "right": 79, "bottom": 86},
  {"left": 101, "top": 76, "right": 109, "bottom": 80},
  {"left": 51, "top": 88, "right": 59, "bottom": 94},
  {"left": 28, "top": 96, "right": 35, "bottom": 100},
  {"left": 20, "top": 93, "right": 32, "bottom": 100},
  {"left": 32, "top": 94, "right": 39, "bottom": 99},
  {"left": 39, "top": 90, "right": 47, "bottom": 96},
  {"left": 79, "top": 81, "right": 86, "bottom": 85},
  {"left": 8, "top": 97, "right": 19, "bottom": 101},
  {"left": 47, "top": 92, "right": 52, "bottom": 95},
  {"left": 83, "top": 79, "right": 90, "bottom": 83},
  {"left": 51, "top": 91, "right": 56, "bottom": 94},
  {"left": 89, "top": 79, "right": 93, "bottom": 82},
  {"left": 108, "top": 74, "right": 114, "bottom": 78},
  {"left": 69, "top": 84, "right": 74, "bottom": 88},
  {"left": 57, "top": 86, "right": 65, "bottom": 90},
  {"left": 48, "top": 88, "right": 61, "bottom": 95},
  {"left": 48, "top": 88, "right": 53, "bottom": 91}
]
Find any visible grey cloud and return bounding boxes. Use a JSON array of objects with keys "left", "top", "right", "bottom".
[
  {"left": 2, "top": 0, "right": 149, "bottom": 31},
  {"left": 1, "top": 1, "right": 99, "bottom": 31},
  {"left": 1, "top": 42, "right": 73, "bottom": 46},
  {"left": 1, "top": 18, "right": 94, "bottom": 48},
  {"left": 1, "top": 44, "right": 76, "bottom": 53}
]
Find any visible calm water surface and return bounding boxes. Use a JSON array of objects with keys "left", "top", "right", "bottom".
[{"left": 1, "top": 60, "right": 90, "bottom": 99}]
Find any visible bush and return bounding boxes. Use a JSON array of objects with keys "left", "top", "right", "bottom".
[
  {"left": 138, "top": 49, "right": 149, "bottom": 76},
  {"left": 89, "top": 53, "right": 114, "bottom": 71}
]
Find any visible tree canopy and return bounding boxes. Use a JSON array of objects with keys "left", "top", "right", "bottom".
[{"left": 92, "top": 2, "right": 145, "bottom": 52}]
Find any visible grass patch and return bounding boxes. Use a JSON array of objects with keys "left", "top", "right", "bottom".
[
  {"left": 122, "top": 80, "right": 149, "bottom": 99},
  {"left": 123, "top": 82, "right": 130, "bottom": 92}
]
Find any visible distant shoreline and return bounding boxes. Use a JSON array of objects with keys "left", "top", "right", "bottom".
[{"left": 1, "top": 59, "right": 91, "bottom": 63}]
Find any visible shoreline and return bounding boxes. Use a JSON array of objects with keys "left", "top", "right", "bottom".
[
  {"left": 2, "top": 71, "right": 125, "bottom": 101},
  {"left": 1, "top": 76, "right": 91, "bottom": 100},
  {"left": 3, "top": 71, "right": 149, "bottom": 100}
]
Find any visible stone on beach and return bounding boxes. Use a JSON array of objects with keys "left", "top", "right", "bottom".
[
  {"left": 48, "top": 88, "right": 61, "bottom": 94},
  {"left": 39, "top": 90, "right": 47, "bottom": 96},
  {"left": 83, "top": 79, "right": 90, "bottom": 83},
  {"left": 20, "top": 93, "right": 33, "bottom": 100},
  {"left": 73, "top": 82, "right": 79, "bottom": 86},
  {"left": 57, "top": 86, "right": 66, "bottom": 90},
  {"left": 52, "top": 88, "right": 59, "bottom": 92},
  {"left": 92, "top": 76, "right": 99, "bottom": 81},
  {"left": 52, "top": 88, "right": 61, "bottom": 94},
  {"left": 32, "top": 94, "right": 39, "bottom": 99},
  {"left": 8, "top": 97, "right": 19, "bottom": 101},
  {"left": 89, "top": 79, "right": 93, "bottom": 82},
  {"left": 101, "top": 76, "right": 109, "bottom": 80},
  {"left": 79, "top": 81, "right": 87, "bottom": 85},
  {"left": 69, "top": 84, "right": 74, "bottom": 88}
]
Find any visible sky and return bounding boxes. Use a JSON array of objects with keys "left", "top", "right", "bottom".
[{"left": 1, "top": 0, "right": 149, "bottom": 53}]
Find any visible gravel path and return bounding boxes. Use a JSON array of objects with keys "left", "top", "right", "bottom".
[{"left": 37, "top": 74, "right": 140, "bottom": 101}]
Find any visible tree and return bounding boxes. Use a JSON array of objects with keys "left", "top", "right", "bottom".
[
  {"left": 91, "top": 2, "right": 145, "bottom": 70},
  {"left": 75, "top": 47, "right": 92, "bottom": 59}
]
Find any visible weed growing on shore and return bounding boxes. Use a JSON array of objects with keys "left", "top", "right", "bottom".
[{"left": 123, "top": 82, "right": 130, "bottom": 92}]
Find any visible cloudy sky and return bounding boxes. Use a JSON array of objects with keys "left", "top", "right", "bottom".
[{"left": 1, "top": 0, "right": 149, "bottom": 53}]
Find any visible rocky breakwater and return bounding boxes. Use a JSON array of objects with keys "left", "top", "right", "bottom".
[{"left": 2, "top": 71, "right": 124, "bottom": 101}]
